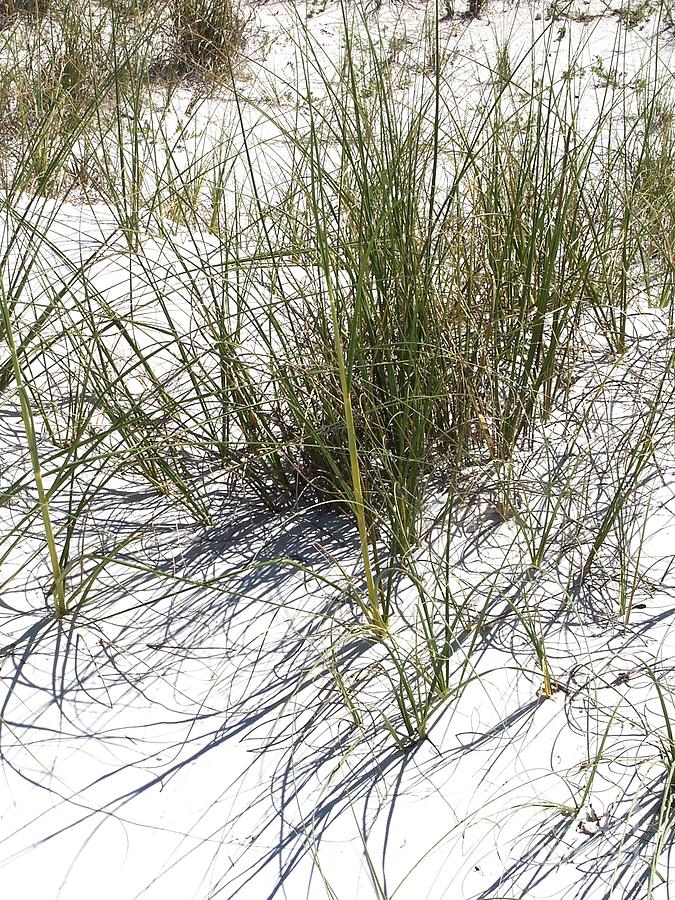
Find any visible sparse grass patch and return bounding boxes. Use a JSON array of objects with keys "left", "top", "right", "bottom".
[{"left": 617, "top": 0, "right": 654, "bottom": 28}]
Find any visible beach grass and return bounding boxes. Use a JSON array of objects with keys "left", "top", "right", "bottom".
[{"left": 0, "top": 0, "right": 674, "bottom": 893}]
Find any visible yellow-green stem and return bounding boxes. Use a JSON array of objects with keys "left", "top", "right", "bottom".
[
  {"left": 325, "top": 275, "right": 385, "bottom": 633},
  {"left": 541, "top": 653, "right": 553, "bottom": 698},
  {"left": 0, "top": 286, "right": 67, "bottom": 618}
]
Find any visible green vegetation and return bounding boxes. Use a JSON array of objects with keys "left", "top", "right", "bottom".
[{"left": 0, "top": 0, "right": 674, "bottom": 894}]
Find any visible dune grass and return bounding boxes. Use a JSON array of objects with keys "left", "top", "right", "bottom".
[{"left": 0, "top": 0, "right": 674, "bottom": 893}]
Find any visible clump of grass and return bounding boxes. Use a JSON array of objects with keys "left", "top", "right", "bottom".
[
  {"left": 0, "top": 0, "right": 49, "bottom": 28},
  {"left": 74, "top": 7, "right": 673, "bottom": 633},
  {"left": 466, "top": 0, "right": 486, "bottom": 18},
  {"left": 1, "top": 0, "right": 674, "bottom": 766},
  {"left": 171, "top": 0, "right": 247, "bottom": 73},
  {"left": 617, "top": 0, "right": 654, "bottom": 28}
]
